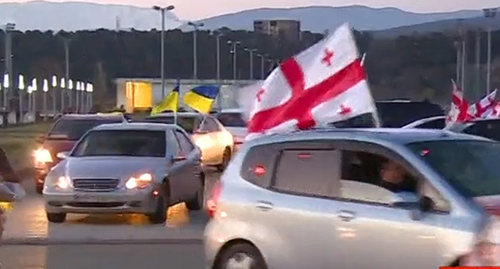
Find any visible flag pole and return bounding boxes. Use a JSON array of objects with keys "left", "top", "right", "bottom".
[{"left": 174, "top": 79, "right": 179, "bottom": 125}]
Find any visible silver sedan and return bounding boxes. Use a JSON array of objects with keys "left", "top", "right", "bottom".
[{"left": 43, "top": 122, "right": 205, "bottom": 224}]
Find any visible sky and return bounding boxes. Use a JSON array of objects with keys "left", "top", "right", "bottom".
[{"left": 1, "top": 0, "right": 498, "bottom": 20}]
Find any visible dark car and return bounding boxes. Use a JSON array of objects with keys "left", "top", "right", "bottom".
[
  {"left": 446, "top": 118, "right": 500, "bottom": 142},
  {"left": 34, "top": 114, "right": 127, "bottom": 193},
  {"left": 331, "top": 100, "right": 445, "bottom": 128}
]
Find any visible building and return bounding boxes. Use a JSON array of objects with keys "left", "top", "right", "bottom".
[
  {"left": 253, "top": 19, "right": 301, "bottom": 42},
  {"left": 115, "top": 78, "right": 259, "bottom": 113}
]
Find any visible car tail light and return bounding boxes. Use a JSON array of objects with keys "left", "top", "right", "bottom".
[{"left": 206, "top": 181, "right": 222, "bottom": 218}]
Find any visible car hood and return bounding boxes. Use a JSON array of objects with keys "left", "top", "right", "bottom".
[
  {"left": 43, "top": 139, "right": 77, "bottom": 155},
  {"left": 63, "top": 156, "right": 166, "bottom": 180}
]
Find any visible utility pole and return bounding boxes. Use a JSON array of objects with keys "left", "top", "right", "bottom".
[
  {"left": 244, "top": 48, "right": 257, "bottom": 80},
  {"left": 475, "top": 29, "right": 481, "bottom": 98},
  {"left": 62, "top": 37, "right": 71, "bottom": 110},
  {"left": 152, "top": 5, "right": 175, "bottom": 99},
  {"left": 227, "top": 40, "right": 240, "bottom": 80},
  {"left": 187, "top": 21, "right": 204, "bottom": 80},
  {"left": 483, "top": 8, "right": 497, "bottom": 94},
  {"left": 4, "top": 23, "right": 15, "bottom": 110}
]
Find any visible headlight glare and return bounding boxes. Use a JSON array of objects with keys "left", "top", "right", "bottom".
[
  {"left": 125, "top": 173, "right": 152, "bottom": 189},
  {"left": 34, "top": 148, "right": 53, "bottom": 164},
  {"left": 55, "top": 176, "right": 71, "bottom": 189}
]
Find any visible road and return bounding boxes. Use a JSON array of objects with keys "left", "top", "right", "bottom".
[{"left": 0, "top": 170, "right": 219, "bottom": 268}]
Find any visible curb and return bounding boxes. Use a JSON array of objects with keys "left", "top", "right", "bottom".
[{"left": 1, "top": 238, "right": 203, "bottom": 246}]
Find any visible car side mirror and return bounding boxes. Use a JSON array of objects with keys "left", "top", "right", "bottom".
[
  {"left": 56, "top": 151, "right": 69, "bottom": 159},
  {"left": 391, "top": 192, "right": 434, "bottom": 220},
  {"left": 35, "top": 134, "right": 46, "bottom": 143}
]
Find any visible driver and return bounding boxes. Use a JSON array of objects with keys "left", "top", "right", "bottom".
[{"left": 379, "top": 160, "right": 414, "bottom": 193}]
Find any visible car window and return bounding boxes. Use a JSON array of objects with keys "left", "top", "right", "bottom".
[
  {"left": 144, "top": 116, "right": 201, "bottom": 133},
  {"left": 72, "top": 130, "right": 166, "bottom": 157},
  {"left": 464, "top": 121, "right": 500, "bottom": 141},
  {"left": 340, "top": 150, "right": 418, "bottom": 205},
  {"left": 272, "top": 149, "right": 341, "bottom": 198},
  {"left": 407, "top": 140, "right": 500, "bottom": 198},
  {"left": 217, "top": 112, "right": 246, "bottom": 127},
  {"left": 376, "top": 102, "right": 444, "bottom": 127},
  {"left": 200, "top": 118, "right": 219, "bottom": 132},
  {"left": 416, "top": 118, "right": 445, "bottom": 129},
  {"left": 174, "top": 131, "right": 194, "bottom": 155},
  {"left": 48, "top": 118, "right": 122, "bottom": 140}
]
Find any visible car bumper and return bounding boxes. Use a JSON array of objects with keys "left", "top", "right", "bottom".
[
  {"left": 43, "top": 187, "right": 159, "bottom": 214},
  {"left": 204, "top": 220, "right": 228, "bottom": 269}
]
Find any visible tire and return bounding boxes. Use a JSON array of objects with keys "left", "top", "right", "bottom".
[
  {"left": 215, "top": 243, "right": 267, "bottom": 269},
  {"left": 46, "top": 212, "right": 66, "bottom": 223},
  {"left": 186, "top": 173, "right": 204, "bottom": 211},
  {"left": 217, "top": 148, "right": 231, "bottom": 172},
  {"left": 147, "top": 183, "right": 169, "bottom": 224}
]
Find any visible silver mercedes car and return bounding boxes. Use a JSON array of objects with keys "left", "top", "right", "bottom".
[{"left": 43, "top": 122, "right": 205, "bottom": 224}]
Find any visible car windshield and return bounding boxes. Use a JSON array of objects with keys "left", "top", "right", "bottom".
[
  {"left": 48, "top": 119, "right": 122, "bottom": 140},
  {"left": 144, "top": 116, "right": 200, "bottom": 133},
  {"left": 216, "top": 112, "right": 246, "bottom": 127},
  {"left": 72, "top": 130, "right": 166, "bottom": 157},
  {"left": 407, "top": 140, "right": 500, "bottom": 197}
]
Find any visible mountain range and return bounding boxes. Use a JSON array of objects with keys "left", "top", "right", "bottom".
[{"left": 0, "top": 1, "right": 497, "bottom": 36}]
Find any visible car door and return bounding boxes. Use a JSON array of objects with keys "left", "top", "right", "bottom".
[
  {"left": 173, "top": 130, "right": 201, "bottom": 202},
  {"left": 243, "top": 140, "right": 344, "bottom": 269},
  {"left": 205, "top": 117, "right": 229, "bottom": 162},
  {"left": 332, "top": 141, "right": 444, "bottom": 269}
]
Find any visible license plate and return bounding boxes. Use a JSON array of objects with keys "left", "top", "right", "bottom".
[{"left": 73, "top": 193, "right": 114, "bottom": 203}]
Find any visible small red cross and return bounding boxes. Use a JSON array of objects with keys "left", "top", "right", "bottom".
[
  {"left": 256, "top": 89, "right": 265, "bottom": 102},
  {"left": 321, "top": 48, "right": 334, "bottom": 66},
  {"left": 338, "top": 104, "right": 351, "bottom": 115}
]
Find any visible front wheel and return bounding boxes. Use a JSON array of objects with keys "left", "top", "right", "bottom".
[
  {"left": 46, "top": 212, "right": 66, "bottom": 223},
  {"left": 147, "top": 185, "right": 169, "bottom": 224},
  {"left": 217, "top": 148, "right": 231, "bottom": 172},
  {"left": 214, "top": 243, "right": 268, "bottom": 269}
]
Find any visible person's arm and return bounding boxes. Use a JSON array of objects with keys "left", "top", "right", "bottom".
[{"left": 0, "top": 147, "right": 20, "bottom": 183}]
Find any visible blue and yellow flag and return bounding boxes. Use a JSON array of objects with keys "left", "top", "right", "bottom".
[
  {"left": 151, "top": 80, "right": 180, "bottom": 115},
  {"left": 183, "top": 85, "right": 219, "bottom": 113}
]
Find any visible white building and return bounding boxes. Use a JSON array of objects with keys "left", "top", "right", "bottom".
[{"left": 115, "top": 78, "right": 259, "bottom": 113}]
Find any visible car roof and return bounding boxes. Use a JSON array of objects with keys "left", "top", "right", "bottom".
[
  {"left": 446, "top": 118, "right": 500, "bottom": 131},
  {"left": 92, "top": 122, "right": 176, "bottom": 131},
  {"left": 401, "top": 116, "right": 446, "bottom": 129},
  {"left": 218, "top": 108, "right": 243, "bottom": 113},
  {"left": 246, "top": 128, "right": 489, "bottom": 148},
  {"left": 148, "top": 112, "right": 205, "bottom": 118},
  {"left": 60, "top": 113, "right": 124, "bottom": 120}
]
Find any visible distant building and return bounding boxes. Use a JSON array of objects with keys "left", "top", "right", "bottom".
[{"left": 253, "top": 19, "right": 301, "bottom": 42}]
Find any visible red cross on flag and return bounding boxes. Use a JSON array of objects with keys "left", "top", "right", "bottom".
[
  {"left": 244, "top": 23, "right": 378, "bottom": 140},
  {"left": 468, "top": 89, "right": 497, "bottom": 119},
  {"left": 445, "top": 79, "right": 469, "bottom": 126}
]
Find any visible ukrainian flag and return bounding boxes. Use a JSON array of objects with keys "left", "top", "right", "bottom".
[
  {"left": 183, "top": 85, "right": 219, "bottom": 113},
  {"left": 151, "top": 80, "right": 180, "bottom": 115}
]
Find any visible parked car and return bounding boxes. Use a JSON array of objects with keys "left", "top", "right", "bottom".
[
  {"left": 43, "top": 122, "right": 205, "bottom": 224},
  {"left": 401, "top": 116, "right": 446, "bottom": 129},
  {"left": 142, "top": 112, "right": 234, "bottom": 171},
  {"left": 331, "top": 100, "right": 445, "bottom": 128},
  {"left": 33, "top": 114, "right": 127, "bottom": 194},
  {"left": 205, "top": 128, "right": 500, "bottom": 269},
  {"left": 214, "top": 108, "right": 246, "bottom": 150},
  {"left": 446, "top": 118, "right": 500, "bottom": 142}
]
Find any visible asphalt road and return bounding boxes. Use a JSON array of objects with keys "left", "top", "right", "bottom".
[{"left": 0, "top": 244, "right": 204, "bottom": 269}]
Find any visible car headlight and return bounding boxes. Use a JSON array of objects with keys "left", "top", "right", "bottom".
[
  {"left": 34, "top": 148, "right": 53, "bottom": 164},
  {"left": 125, "top": 173, "right": 153, "bottom": 189},
  {"left": 55, "top": 176, "right": 71, "bottom": 189}
]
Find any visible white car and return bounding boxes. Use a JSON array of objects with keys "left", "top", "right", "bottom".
[{"left": 214, "top": 108, "right": 247, "bottom": 150}]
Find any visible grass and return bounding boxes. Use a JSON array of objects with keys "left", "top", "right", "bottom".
[{"left": 0, "top": 122, "right": 53, "bottom": 178}]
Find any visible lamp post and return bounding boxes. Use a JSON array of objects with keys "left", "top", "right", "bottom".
[
  {"left": 227, "top": 40, "right": 240, "bottom": 79},
  {"left": 86, "top": 83, "right": 93, "bottom": 112},
  {"left": 152, "top": 4, "right": 175, "bottom": 99},
  {"left": 483, "top": 8, "right": 497, "bottom": 94},
  {"left": 51, "top": 75, "right": 57, "bottom": 115},
  {"left": 2, "top": 74, "right": 8, "bottom": 109},
  {"left": 244, "top": 48, "right": 257, "bottom": 80},
  {"left": 42, "top": 79, "right": 48, "bottom": 120},
  {"left": 214, "top": 32, "right": 224, "bottom": 82},
  {"left": 256, "top": 53, "right": 267, "bottom": 79},
  {"left": 27, "top": 86, "right": 32, "bottom": 115},
  {"left": 31, "top": 78, "right": 37, "bottom": 116},
  {"left": 75, "top": 81, "right": 81, "bottom": 113},
  {"left": 61, "top": 37, "right": 71, "bottom": 109},
  {"left": 18, "top": 74, "right": 24, "bottom": 122},
  {"left": 187, "top": 21, "right": 204, "bottom": 80},
  {"left": 4, "top": 22, "right": 14, "bottom": 110},
  {"left": 60, "top": 77, "right": 65, "bottom": 113}
]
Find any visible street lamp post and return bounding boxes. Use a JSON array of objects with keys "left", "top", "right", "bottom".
[
  {"left": 187, "top": 21, "right": 204, "bottom": 80},
  {"left": 244, "top": 48, "right": 257, "bottom": 80},
  {"left": 61, "top": 37, "right": 71, "bottom": 109},
  {"left": 227, "top": 40, "right": 240, "bottom": 79},
  {"left": 2, "top": 74, "right": 8, "bottom": 109},
  {"left": 4, "top": 22, "right": 14, "bottom": 110},
  {"left": 67, "top": 80, "right": 73, "bottom": 112},
  {"left": 18, "top": 74, "right": 24, "bottom": 122},
  {"left": 31, "top": 78, "right": 37, "bottom": 116},
  {"left": 51, "top": 75, "right": 57, "bottom": 115},
  {"left": 60, "top": 78, "right": 65, "bottom": 113},
  {"left": 152, "top": 4, "right": 175, "bottom": 99},
  {"left": 42, "top": 79, "right": 49, "bottom": 120},
  {"left": 86, "top": 83, "right": 93, "bottom": 112},
  {"left": 256, "top": 54, "right": 267, "bottom": 79},
  {"left": 484, "top": 8, "right": 497, "bottom": 94}
]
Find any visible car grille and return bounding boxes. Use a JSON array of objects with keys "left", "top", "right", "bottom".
[{"left": 72, "top": 178, "right": 120, "bottom": 191}]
